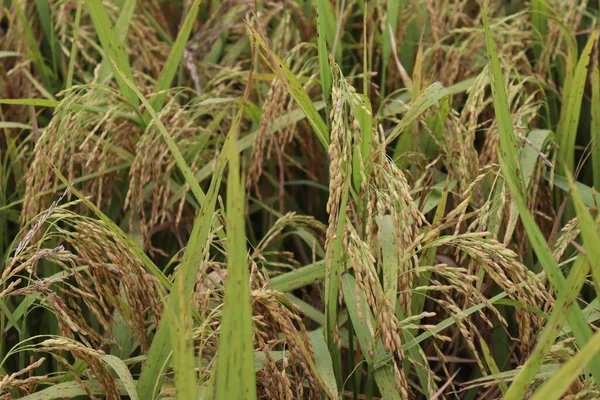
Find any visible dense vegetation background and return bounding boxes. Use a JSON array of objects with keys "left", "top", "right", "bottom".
[{"left": 1, "top": 0, "right": 600, "bottom": 398}]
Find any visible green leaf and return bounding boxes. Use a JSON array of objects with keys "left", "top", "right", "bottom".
[
  {"left": 482, "top": 2, "right": 524, "bottom": 192},
  {"left": 557, "top": 29, "right": 597, "bottom": 175},
  {"left": 342, "top": 274, "right": 401, "bottom": 399},
  {"left": 308, "top": 329, "right": 338, "bottom": 398},
  {"left": 84, "top": 0, "right": 139, "bottom": 106},
  {"left": 148, "top": 0, "right": 203, "bottom": 113},
  {"left": 20, "top": 380, "right": 129, "bottom": 399},
  {"left": 531, "top": 0, "right": 549, "bottom": 60},
  {"left": 521, "top": 129, "right": 553, "bottom": 190},
  {"left": 34, "top": 0, "right": 61, "bottom": 76},
  {"left": 215, "top": 104, "right": 256, "bottom": 400},
  {"left": 100, "top": 355, "right": 139, "bottom": 400},
  {"left": 380, "top": 215, "right": 399, "bottom": 307},
  {"left": 318, "top": 0, "right": 340, "bottom": 61},
  {"left": 479, "top": 338, "right": 508, "bottom": 395},
  {"left": 316, "top": 0, "right": 332, "bottom": 102},
  {"left": 419, "top": 179, "right": 456, "bottom": 215},
  {"left": 503, "top": 254, "right": 591, "bottom": 399},
  {"left": 381, "top": 0, "right": 400, "bottom": 97},
  {"left": 270, "top": 261, "right": 325, "bottom": 292},
  {"left": 483, "top": 1, "right": 600, "bottom": 389},
  {"left": 0, "top": 99, "right": 140, "bottom": 123},
  {"left": 564, "top": 168, "right": 600, "bottom": 292},
  {"left": 247, "top": 25, "right": 329, "bottom": 149},
  {"left": 530, "top": 326, "right": 600, "bottom": 400},
  {"left": 0, "top": 51, "right": 24, "bottom": 59},
  {"left": 349, "top": 93, "right": 373, "bottom": 190},
  {"left": 13, "top": 0, "right": 53, "bottom": 90},
  {"left": 592, "top": 55, "right": 600, "bottom": 190},
  {"left": 96, "top": 0, "right": 137, "bottom": 85},
  {"left": 325, "top": 181, "right": 349, "bottom": 382},
  {"left": 136, "top": 107, "right": 245, "bottom": 400},
  {"left": 385, "top": 82, "right": 449, "bottom": 146},
  {"left": 65, "top": 0, "right": 84, "bottom": 88},
  {"left": 166, "top": 275, "right": 199, "bottom": 399},
  {"left": 550, "top": 174, "right": 600, "bottom": 208},
  {"left": 0, "top": 122, "right": 32, "bottom": 130}
]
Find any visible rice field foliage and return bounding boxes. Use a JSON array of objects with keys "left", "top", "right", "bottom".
[{"left": 1, "top": 0, "right": 600, "bottom": 399}]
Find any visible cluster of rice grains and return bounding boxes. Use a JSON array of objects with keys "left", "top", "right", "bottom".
[
  {"left": 323, "top": 62, "right": 420, "bottom": 397},
  {"left": 2, "top": 195, "right": 162, "bottom": 398},
  {"left": 3, "top": 197, "right": 328, "bottom": 398},
  {"left": 191, "top": 212, "right": 327, "bottom": 399},
  {"left": 320, "top": 40, "right": 554, "bottom": 396}
]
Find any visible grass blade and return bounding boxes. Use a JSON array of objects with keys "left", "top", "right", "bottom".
[
  {"left": 564, "top": 168, "right": 600, "bottom": 291},
  {"left": 521, "top": 129, "right": 553, "bottom": 191},
  {"left": 148, "top": 0, "right": 203, "bottom": 113},
  {"left": 65, "top": 0, "right": 83, "bottom": 89},
  {"left": 85, "top": 0, "right": 139, "bottom": 106},
  {"left": 136, "top": 109, "right": 243, "bottom": 398},
  {"left": 20, "top": 380, "right": 130, "bottom": 399},
  {"left": 316, "top": 0, "right": 332, "bottom": 103},
  {"left": 215, "top": 106, "right": 256, "bottom": 400},
  {"left": 499, "top": 140, "right": 600, "bottom": 391},
  {"left": 13, "top": 0, "right": 53, "bottom": 91},
  {"left": 479, "top": 338, "right": 508, "bottom": 395},
  {"left": 247, "top": 24, "right": 329, "bottom": 149},
  {"left": 530, "top": 328, "right": 600, "bottom": 400},
  {"left": 503, "top": 254, "right": 591, "bottom": 399},
  {"left": 34, "top": 0, "right": 61, "bottom": 76},
  {"left": 531, "top": 0, "right": 549, "bottom": 60},
  {"left": 557, "top": 29, "right": 597, "bottom": 175},
  {"left": 308, "top": 329, "right": 338, "bottom": 399},
  {"left": 551, "top": 174, "right": 600, "bottom": 208},
  {"left": 482, "top": 1, "right": 524, "bottom": 192},
  {"left": 381, "top": 0, "right": 400, "bottom": 97},
  {"left": 110, "top": 58, "right": 206, "bottom": 206},
  {"left": 342, "top": 274, "right": 401, "bottom": 399},
  {"left": 96, "top": 0, "right": 137, "bottom": 85},
  {"left": 349, "top": 92, "right": 373, "bottom": 190},
  {"left": 270, "top": 261, "right": 325, "bottom": 292},
  {"left": 325, "top": 183, "right": 349, "bottom": 383},
  {"left": 167, "top": 275, "right": 198, "bottom": 399},
  {"left": 592, "top": 55, "right": 600, "bottom": 190},
  {"left": 484, "top": 0, "right": 600, "bottom": 385},
  {"left": 381, "top": 215, "right": 399, "bottom": 307},
  {"left": 385, "top": 82, "right": 449, "bottom": 146},
  {"left": 100, "top": 355, "right": 139, "bottom": 400}
]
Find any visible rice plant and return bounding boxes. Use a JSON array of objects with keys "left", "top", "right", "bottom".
[{"left": 1, "top": 0, "right": 600, "bottom": 399}]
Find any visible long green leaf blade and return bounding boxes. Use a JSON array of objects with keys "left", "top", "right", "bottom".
[
  {"left": 385, "top": 82, "right": 449, "bottom": 146},
  {"left": 215, "top": 107, "right": 256, "bottom": 400},
  {"left": 316, "top": 0, "right": 332, "bottom": 103},
  {"left": 503, "top": 254, "right": 591, "bottom": 399},
  {"left": 136, "top": 109, "right": 242, "bottom": 398},
  {"left": 592, "top": 55, "right": 600, "bottom": 190},
  {"left": 530, "top": 327, "right": 600, "bottom": 400},
  {"left": 482, "top": 1, "right": 524, "bottom": 191},
  {"left": 247, "top": 25, "right": 329, "bottom": 149},
  {"left": 110, "top": 58, "right": 206, "bottom": 206},
  {"left": 85, "top": 0, "right": 139, "bottom": 106},
  {"left": 148, "top": 0, "right": 203, "bottom": 113},
  {"left": 557, "top": 29, "right": 597, "bottom": 174}
]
